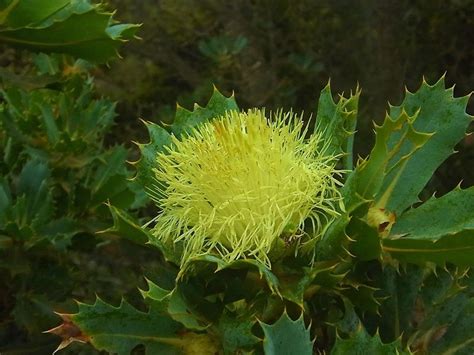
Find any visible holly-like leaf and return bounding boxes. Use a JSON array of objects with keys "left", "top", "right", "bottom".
[
  {"left": 50, "top": 298, "right": 184, "bottom": 355},
  {"left": 140, "top": 279, "right": 207, "bottom": 331},
  {"left": 315, "top": 213, "right": 352, "bottom": 261},
  {"left": 91, "top": 146, "right": 129, "bottom": 193},
  {"left": 260, "top": 311, "right": 313, "bottom": 355},
  {"left": 0, "top": 1, "right": 140, "bottom": 63},
  {"left": 10, "top": 159, "right": 54, "bottom": 235},
  {"left": 382, "top": 77, "right": 473, "bottom": 215},
  {"left": 171, "top": 87, "right": 239, "bottom": 137},
  {"left": 373, "top": 265, "right": 425, "bottom": 341},
  {"left": 390, "top": 186, "right": 474, "bottom": 240},
  {"left": 331, "top": 324, "right": 409, "bottom": 354},
  {"left": 383, "top": 230, "right": 474, "bottom": 267},
  {"left": 343, "top": 110, "right": 432, "bottom": 212},
  {"left": 132, "top": 121, "right": 173, "bottom": 193},
  {"left": 314, "top": 83, "right": 360, "bottom": 170},
  {"left": 99, "top": 204, "right": 150, "bottom": 245}
]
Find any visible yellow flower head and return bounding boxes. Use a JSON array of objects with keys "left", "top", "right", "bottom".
[{"left": 149, "top": 109, "right": 342, "bottom": 267}]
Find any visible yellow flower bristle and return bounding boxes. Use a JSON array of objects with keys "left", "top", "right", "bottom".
[{"left": 149, "top": 109, "right": 342, "bottom": 267}]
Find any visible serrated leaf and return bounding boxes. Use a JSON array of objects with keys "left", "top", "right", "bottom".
[
  {"left": 348, "top": 218, "right": 382, "bottom": 261},
  {"left": 315, "top": 213, "right": 352, "bottom": 261},
  {"left": 91, "top": 146, "right": 129, "bottom": 193},
  {"left": 341, "top": 281, "right": 380, "bottom": 315},
  {"left": 39, "top": 104, "right": 59, "bottom": 145},
  {"left": 343, "top": 110, "right": 432, "bottom": 212},
  {"left": 314, "top": 83, "right": 360, "bottom": 170},
  {"left": 331, "top": 324, "right": 409, "bottom": 354},
  {"left": 141, "top": 279, "right": 207, "bottom": 331},
  {"left": 56, "top": 298, "right": 184, "bottom": 355},
  {"left": 38, "top": 217, "right": 80, "bottom": 249},
  {"left": 16, "top": 159, "right": 53, "bottom": 227},
  {"left": 171, "top": 87, "right": 239, "bottom": 137},
  {"left": 382, "top": 77, "right": 473, "bottom": 214},
  {"left": 0, "top": 0, "right": 70, "bottom": 28},
  {"left": 260, "top": 312, "right": 313, "bottom": 355},
  {"left": 390, "top": 186, "right": 474, "bottom": 240},
  {"left": 133, "top": 121, "right": 173, "bottom": 192},
  {"left": 0, "top": 1, "right": 140, "bottom": 63},
  {"left": 100, "top": 204, "right": 150, "bottom": 245},
  {"left": 383, "top": 230, "right": 474, "bottom": 267},
  {"left": 373, "top": 265, "right": 424, "bottom": 340}
]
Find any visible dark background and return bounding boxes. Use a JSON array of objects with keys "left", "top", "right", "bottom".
[{"left": 98, "top": 0, "right": 474, "bottom": 193}]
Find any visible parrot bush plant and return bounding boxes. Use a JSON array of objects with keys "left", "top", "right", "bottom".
[{"left": 50, "top": 77, "right": 474, "bottom": 354}]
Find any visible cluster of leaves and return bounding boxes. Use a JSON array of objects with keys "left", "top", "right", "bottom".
[
  {"left": 0, "top": 0, "right": 139, "bottom": 63},
  {"left": 54, "top": 76, "right": 474, "bottom": 354},
  {"left": 0, "top": 1, "right": 145, "bottom": 352}
]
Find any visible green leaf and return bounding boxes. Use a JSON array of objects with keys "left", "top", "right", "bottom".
[
  {"left": 39, "top": 217, "right": 80, "bottom": 249},
  {"left": 66, "top": 298, "right": 184, "bottom": 355},
  {"left": 218, "top": 309, "right": 259, "bottom": 355},
  {"left": 314, "top": 82, "right": 360, "bottom": 170},
  {"left": 331, "top": 296, "right": 361, "bottom": 335},
  {"left": 171, "top": 87, "right": 239, "bottom": 137},
  {"left": 315, "top": 213, "right": 352, "bottom": 261},
  {"left": 198, "top": 35, "right": 248, "bottom": 60},
  {"left": 383, "top": 230, "right": 474, "bottom": 267},
  {"left": 0, "top": 1, "right": 140, "bottom": 63},
  {"left": 374, "top": 265, "right": 425, "bottom": 341},
  {"left": 0, "top": 177, "right": 11, "bottom": 222},
  {"left": 348, "top": 218, "right": 381, "bottom": 261},
  {"left": 260, "top": 311, "right": 313, "bottom": 355},
  {"left": 91, "top": 146, "right": 129, "bottom": 193},
  {"left": 382, "top": 77, "right": 473, "bottom": 214},
  {"left": 429, "top": 295, "right": 474, "bottom": 354},
  {"left": 278, "top": 261, "right": 339, "bottom": 306},
  {"left": 343, "top": 110, "right": 432, "bottom": 212},
  {"left": 16, "top": 159, "right": 53, "bottom": 227},
  {"left": 0, "top": 0, "right": 70, "bottom": 28},
  {"left": 331, "top": 324, "right": 409, "bottom": 355},
  {"left": 141, "top": 279, "right": 207, "bottom": 331},
  {"left": 390, "top": 186, "right": 474, "bottom": 240},
  {"left": 132, "top": 121, "right": 173, "bottom": 193},
  {"left": 39, "top": 104, "right": 60, "bottom": 145},
  {"left": 100, "top": 204, "right": 150, "bottom": 245}
]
